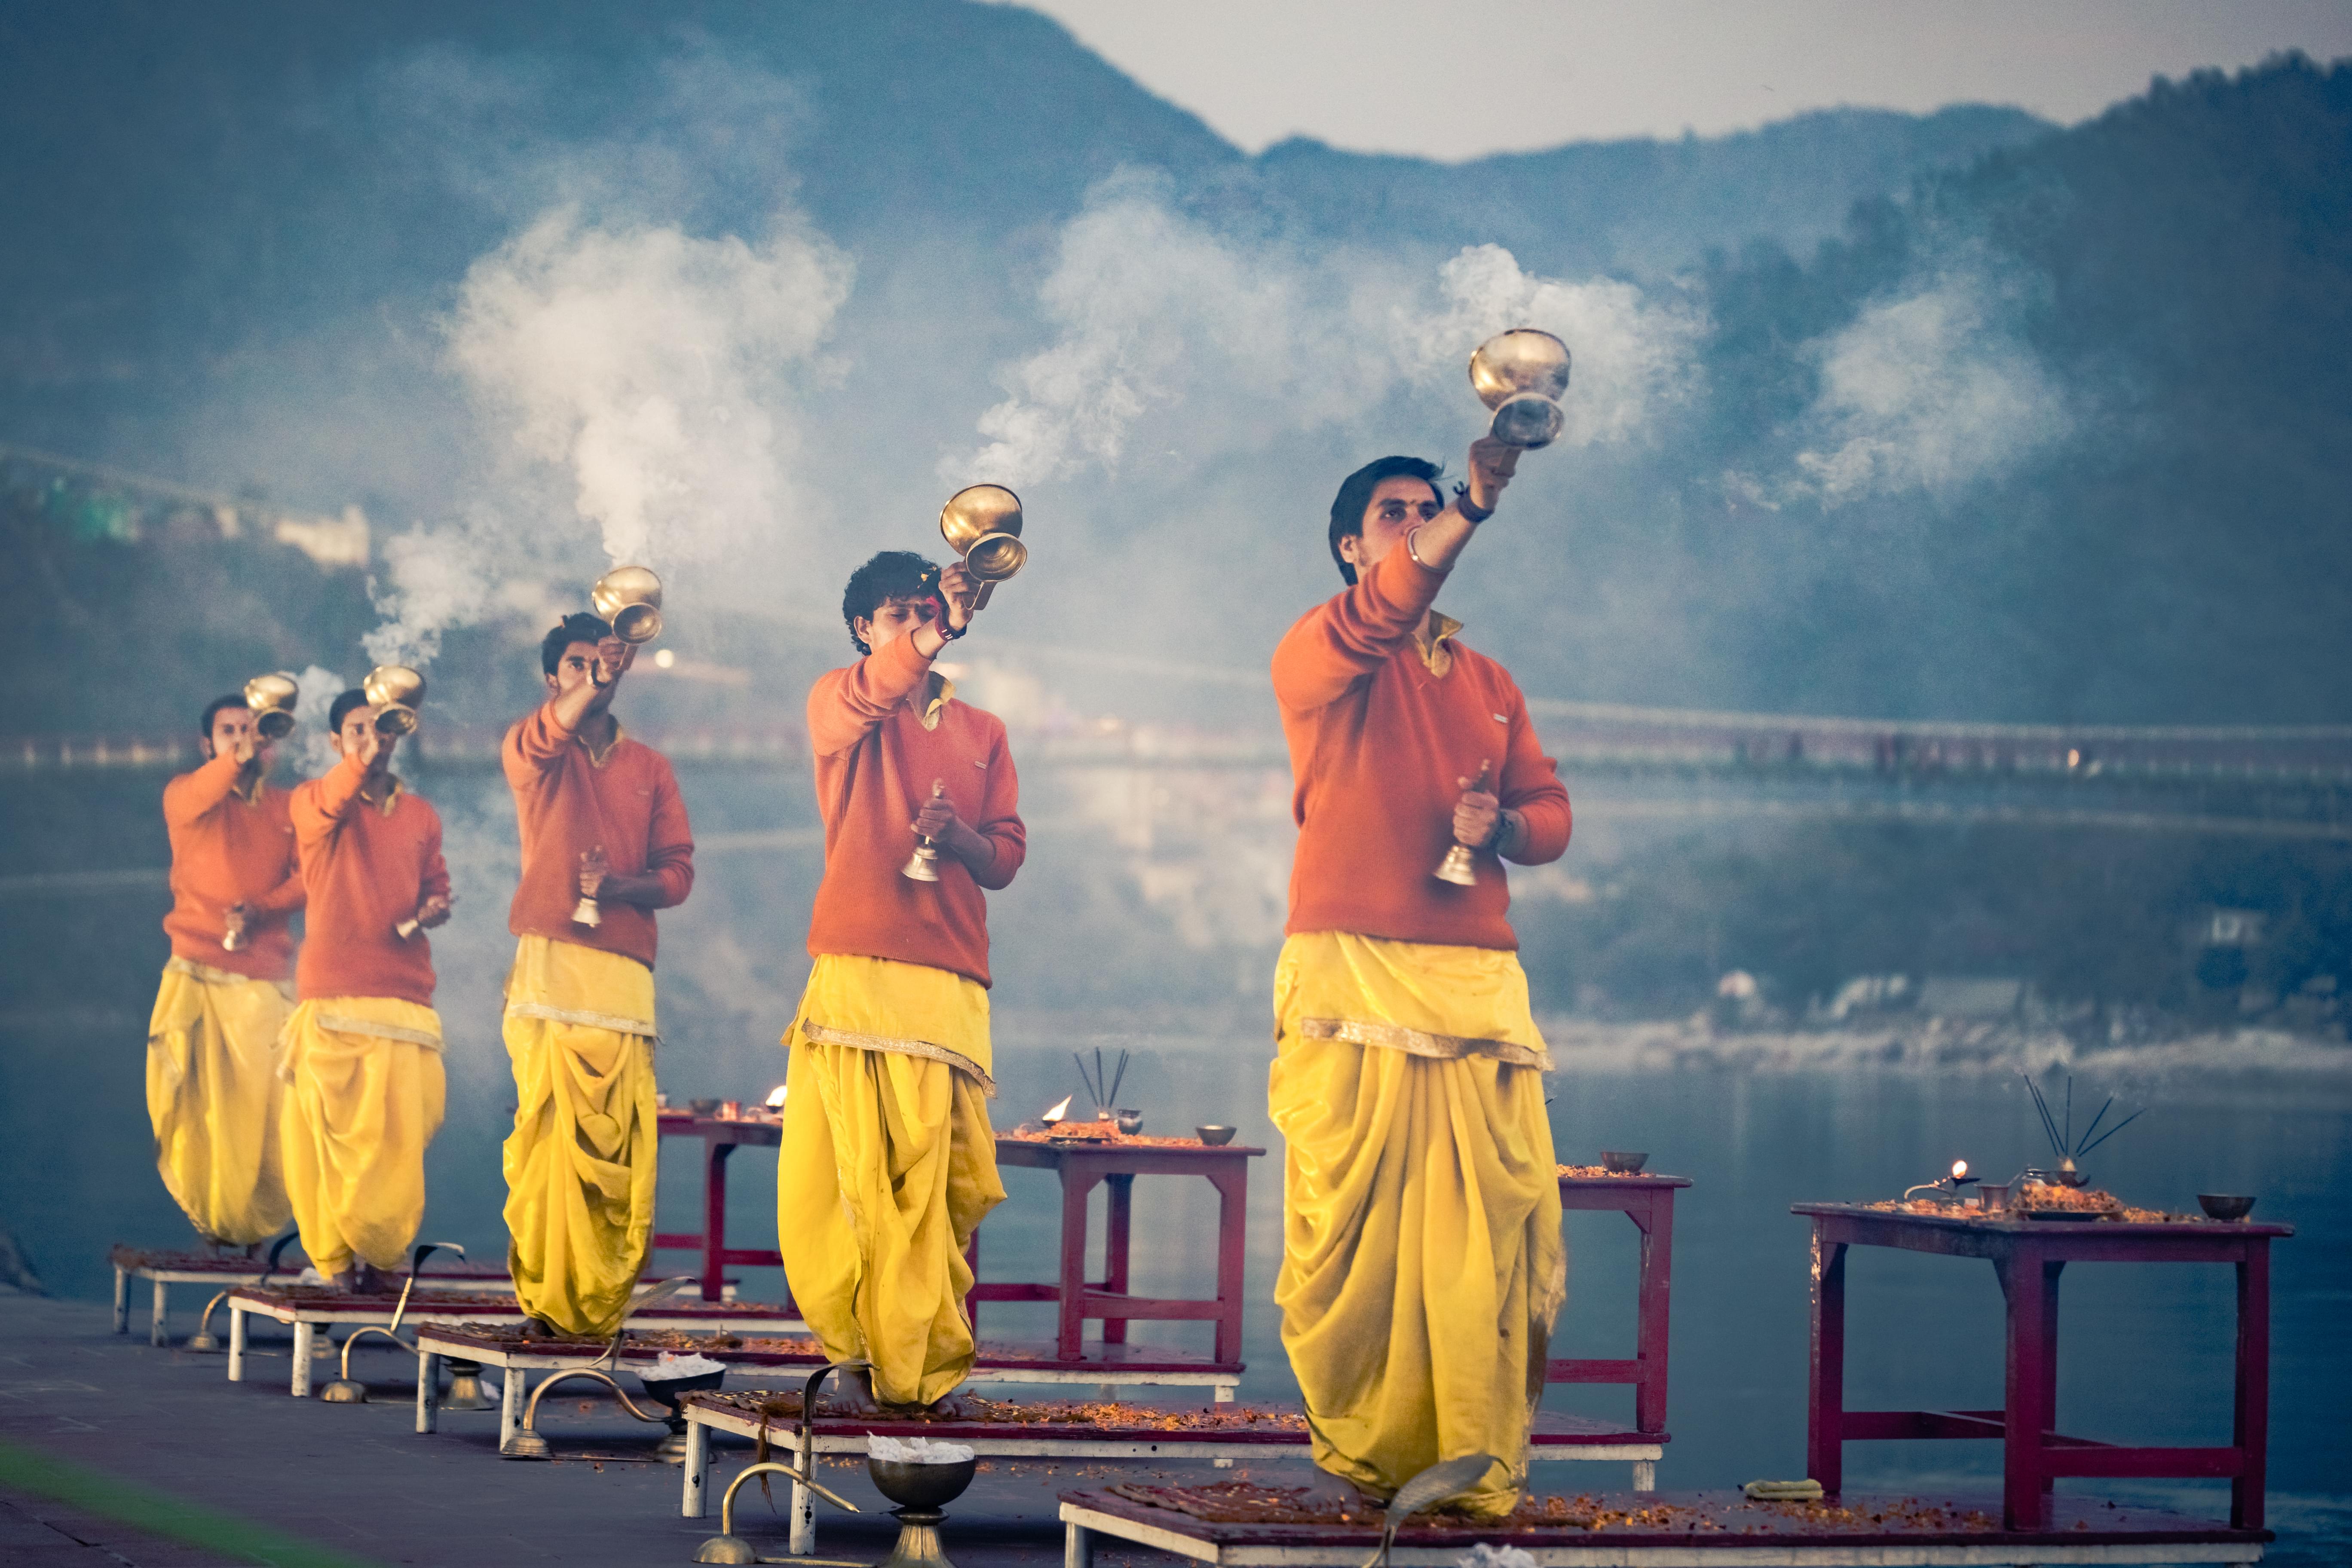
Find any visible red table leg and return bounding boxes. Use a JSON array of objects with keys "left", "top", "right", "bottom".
[
  {"left": 1102, "top": 1175, "right": 1133, "bottom": 1345},
  {"left": 1057, "top": 1168, "right": 1103, "bottom": 1358},
  {"left": 702, "top": 1139, "right": 733, "bottom": 1302},
  {"left": 1208, "top": 1168, "right": 1247, "bottom": 1366},
  {"left": 1632, "top": 1188, "right": 1675, "bottom": 1433},
  {"left": 963, "top": 1231, "right": 981, "bottom": 1331},
  {"left": 1807, "top": 1225, "right": 1847, "bottom": 1496},
  {"left": 2233, "top": 1243, "right": 2271, "bottom": 1530},
  {"left": 2001, "top": 1246, "right": 2056, "bottom": 1530}
]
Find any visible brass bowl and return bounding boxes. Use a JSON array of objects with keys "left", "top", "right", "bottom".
[
  {"left": 1115, "top": 1109, "right": 1143, "bottom": 1135},
  {"left": 592, "top": 565, "right": 665, "bottom": 645},
  {"left": 2197, "top": 1193, "right": 2257, "bottom": 1222},
  {"left": 1600, "top": 1150, "right": 1649, "bottom": 1174},
  {"left": 1195, "top": 1124, "right": 1236, "bottom": 1146},
  {"left": 689, "top": 1098, "right": 721, "bottom": 1115},
  {"left": 867, "top": 1455, "right": 978, "bottom": 1511}
]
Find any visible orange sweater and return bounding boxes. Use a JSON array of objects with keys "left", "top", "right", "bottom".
[
  {"left": 289, "top": 757, "right": 449, "bottom": 1006},
  {"left": 1272, "top": 545, "right": 1571, "bottom": 950},
  {"left": 161, "top": 753, "right": 303, "bottom": 980},
  {"left": 806, "top": 634, "right": 1025, "bottom": 987},
  {"left": 502, "top": 706, "right": 695, "bottom": 970}
]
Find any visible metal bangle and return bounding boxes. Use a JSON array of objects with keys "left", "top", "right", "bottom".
[{"left": 1406, "top": 526, "right": 1430, "bottom": 568}]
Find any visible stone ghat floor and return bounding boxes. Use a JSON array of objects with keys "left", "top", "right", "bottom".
[{"left": 0, "top": 1291, "right": 1298, "bottom": 1568}]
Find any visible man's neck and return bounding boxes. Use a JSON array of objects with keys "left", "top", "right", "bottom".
[
  {"left": 358, "top": 768, "right": 396, "bottom": 803},
  {"left": 579, "top": 709, "right": 620, "bottom": 750}
]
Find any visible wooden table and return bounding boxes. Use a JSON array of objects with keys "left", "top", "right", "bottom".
[
  {"left": 107, "top": 1244, "right": 506, "bottom": 1347},
  {"left": 972, "top": 1133, "right": 1262, "bottom": 1372},
  {"left": 1551, "top": 1173, "right": 1687, "bottom": 1435},
  {"left": 1794, "top": 1201, "right": 2294, "bottom": 1531},
  {"left": 654, "top": 1107, "right": 785, "bottom": 1302},
  {"left": 680, "top": 1391, "right": 1663, "bottom": 1556},
  {"left": 1057, "top": 1485, "right": 2269, "bottom": 1567}
]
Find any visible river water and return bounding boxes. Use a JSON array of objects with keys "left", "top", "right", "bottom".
[{"left": 4, "top": 1009, "right": 2346, "bottom": 1564}]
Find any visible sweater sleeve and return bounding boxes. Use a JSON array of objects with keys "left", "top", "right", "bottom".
[
  {"left": 290, "top": 754, "right": 369, "bottom": 856},
  {"left": 504, "top": 704, "right": 574, "bottom": 782},
  {"left": 970, "top": 724, "right": 1026, "bottom": 892},
  {"left": 1496, "top": 680, "right": 1571, "bottom": 866},
  {"left": 161, "top": 752, "right": 242, "bottom": 830},
  {"left": 643, "top": 762, "right": 696, "bottom": 909},
  {"left": 418, "top": 806, "right": 451, "bottom": 908},
  {"left": 807, "top": 636, "right": 935, "bottom": 758},
  {"left": 1270, "top": 546, "right": 1447, "bottom": 714}
]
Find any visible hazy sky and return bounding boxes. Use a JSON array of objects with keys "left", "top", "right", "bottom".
[{"left": 1001, "top": 0, "right": 2352, "bottom": 160}]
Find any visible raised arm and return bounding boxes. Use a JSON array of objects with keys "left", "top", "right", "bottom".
[
  {"left": 161, "top": 750, "right": 245, "bottom": 830},
  {"left": 1270, "top": 545, "right": 1446, "bottom": 713},
  {"left": 288, "top": 750, "right": 371, "bottom": 856},
  {"left": 807, "top": 634, "right": 934, "bottom": 757}
]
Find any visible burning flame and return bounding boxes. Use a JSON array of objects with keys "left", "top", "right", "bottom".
[
  {"left": 1042, "top": 1094, "right": 1072, "bottom": 1124},
  {"left": 1950, "top": 1160, "right": 1970, "bottom": 1181},
  {"left": 766, "top": 1083, "right": 788, "bottom": 1109}
]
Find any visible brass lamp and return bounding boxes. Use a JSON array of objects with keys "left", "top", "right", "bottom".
[
  {"left": 441, "top": 1359, "right": 496, "bottom": 1412},
  {"left": 362, "top": 665, "right": 426, "bottom": 738},
  {"left": 1468, "top": 328, "right": 1571, "bottom": 450},
  {"left": 695, "top": 1459, "right": 863, "bottom": 1565},
  {"left": 591, "top": 565, "right": 665, "bottom": 645},
  {"left": 318, "top": 1240, "right": 464, "bottom": 1403},
  {"left": 938, "top": 485, "right": 1026, "bottom": 610},
  {"left": 242, "top": 673, "right": 300, "bottom": 740}
]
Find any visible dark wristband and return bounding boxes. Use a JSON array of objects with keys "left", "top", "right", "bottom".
[{"left": 1453, "top": 481, "right": 1494, "bottom": 524}]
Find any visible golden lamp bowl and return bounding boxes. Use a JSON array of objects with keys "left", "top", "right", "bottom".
[
  {"left": 362, "top": 665, "right": 426, "bottom": 736},
  {"left": 592, "top": 565, "right": 665, "bottom": 645},
  {"left": 940, "top": 485, "right": 1026, "bottom": 583},
  {"left": 243, "top": 672, "right": 300, "bottom": 739},
  {"left": 1468, "top": 328, "right": 1571, "bottom": 450}
]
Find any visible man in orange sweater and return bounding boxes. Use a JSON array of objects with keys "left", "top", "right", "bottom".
[
  {"left": 1268, "top": 438, "right": 1573, "bottom": 1516},
  {"left": 776, "top": 551, "right": 1024, "bottom": 1411},
  {"left": 149, "top": 692, "right": 304, "bottom": 1250},
  {"left": 501, "top": 612, "right": 695, "bottom": 1338},
  {"left": 282, "top": 689, "right": 451, "bottom": 1292}
]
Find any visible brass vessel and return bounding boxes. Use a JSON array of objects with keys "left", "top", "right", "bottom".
[
  {"left": 591, "top": 564, "right": 665, "bottom": 645},
  {"left": 441, "top": 1358, "right": 496, "bottom": 1412},
  {"left": 870, "top": 1452, "right": 980, "bottom": 1568},
  {"left": 695, "top": 1458, "right": 862, "bottom": 1564},
  {"left": 362, "top": 665, "right": 426, "bottom": 737},
  {"left": 242, "top": 673, "right": 300, "bottom": 740},
  {"left": 1468, "top": 328, "right": 1571, "bottom": 450},
  {"left": 938, "top": 485, "right": 1026, "bottom": 610}
]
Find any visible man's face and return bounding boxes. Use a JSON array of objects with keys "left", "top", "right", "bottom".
[
  {"left": 201, "top": 705, "right": 273, "bottom": 769},
  {"left": 856, "top": 594, "right": 937, "bottom": 655},
  {"left": 329, "top": 704, "right": 391, "bottom": 767},
  {"left": 1339, "top": 475, "right": 1445, "bottom": 578},
  {"left": 547, "top": 641, "right": 602, "bottom": 699}
]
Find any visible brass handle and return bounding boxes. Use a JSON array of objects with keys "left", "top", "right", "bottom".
[
  {"left": 722, "top": 1460, "right": 861, "bottom": 1529},
  {"left": 338, "top": 1324, "right": 414, "bottom": 1381},
  {"left": 519, "top": 1367, "right": 668, "bottom": 1433}
]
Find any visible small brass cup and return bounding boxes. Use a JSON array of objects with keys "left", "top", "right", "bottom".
[
  {"left": 940, "top": 484, "right": 1026, "bottom": 610},
  {"left": 1468, "top": 328, "right": 1572, "bottom": 450},
  {"left": 591, "top": 565, "right": 665, "bottom": 645}
]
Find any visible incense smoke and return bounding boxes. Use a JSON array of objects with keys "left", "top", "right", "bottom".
[{"left": 958, "top": 184, "right": 1703, "bottom": 489}]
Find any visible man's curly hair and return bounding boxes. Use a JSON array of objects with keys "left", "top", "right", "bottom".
[{"left": 840, "top": 550, "right": 939, "bottom": 655}]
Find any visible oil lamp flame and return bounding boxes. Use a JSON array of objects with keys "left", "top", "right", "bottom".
[
  {"left": 1951, "top": 1159, "right": 1970, "bottom": 1181},
  {"left": 765, "top": 1084, "right": 788, "bottom": 1109},
  {"left": 1041, "top": 1094, "right": 1071, "bottom": 1124}
]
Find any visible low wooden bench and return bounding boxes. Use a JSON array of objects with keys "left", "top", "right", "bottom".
[
  {"left": 107, "top": 1244, "right": 505, "bottom": 1346},
  {"left": 679, "top": 1390, "right": 1665, "bottom": 1557}
]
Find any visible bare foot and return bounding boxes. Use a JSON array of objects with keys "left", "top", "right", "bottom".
[
  {"left": 331, "top": 1270, "right": 361, "bottom": 1294},
  {"left": 825, "top": 1369, "right": 881, "bottom": 1416},
  {"left": 925, "top": 1390, "right": 971, "bottom": 1419},
  {"left": 518, "top": 1316, "right": 558, "bottom": 1341},
  {"left": 355, "top": 1262, "right": 393, "bottom": 1295}
]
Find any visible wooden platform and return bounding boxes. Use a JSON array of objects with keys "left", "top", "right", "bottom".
[
  {"left": 107, "top": 1243, "right": 507, "bottom": 1345},
  {"left": 680, "top": 1391, "right": 1666, "bottom": 1557},
  {"left": 221, "top": 1284, "right": 804, "bottom": 1397},
  {"left": 1059, "top": 1484, "right": 2269, "bottom": 1566}
]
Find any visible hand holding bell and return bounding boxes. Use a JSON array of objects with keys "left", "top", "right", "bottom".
[
  {"left": 222, "top": 902, "right": 249, "bottom": 952},
  {"left": 939, "top": 485, "right": 1026, "bottom": 611},
  {"left": 573, "top": 847, "right": 607, "bottom": 928},
  {"left": 902, "top": 781, "right": 947, "bottom": 883},
  {"left": 243, "top": 673, "right": 300, "bottom": 740},
  {"left": 396, "top": 892, "right": 452, "bottom": 941},
  {"left": 591, "top": 566, "right": 664, "bottom": 645},
  {"left": 363, "top": 665, "right": 426, "bottom": 737},
  {"left": 1468, "top": 328, "right": 1571, "bottom": 450},
  {"left": 1434, "top": 760, "right": 1494, "bottom": 887}
]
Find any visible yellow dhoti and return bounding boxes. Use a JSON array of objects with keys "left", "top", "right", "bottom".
[
  {"left": 278, "top": 996, "right": 446, "bottom": 1276},
  {"left": 500, "top": 935, "right": 660, "bottom": 1338},
  {"left": 776, "top": 954, "right": 1005, "bottom": 1407},
  {"left": 147, "top": 959, "right": 295, "bottom": 1246},
  {"left": 1269, "top": 932, "right": 1565, "bottom": 1517}
]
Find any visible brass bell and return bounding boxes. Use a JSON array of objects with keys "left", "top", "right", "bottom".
[
  {"left": 242, "top": 673, "right": 300, "bottom": 740},
  {"left": 591, "top": 564, "right": 665, "bottom": 645},
  {"left": 1468, "top": 327, "right": 1571, "bottom": 449},
  {"left": 903, "top": 781, "right": 945, "bottom": 883},
  {"left": 363, "top": 665, "right": 426, "bottom": 737},
  {"left": 939, "top": 485, "right": 1026, "bottom": 610},
  {"left": 1433, "top": 760, "right": 1492, "bottom": 887},
  {"left": 571, "top": 894, "right": 603, "bottom": 928}
]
